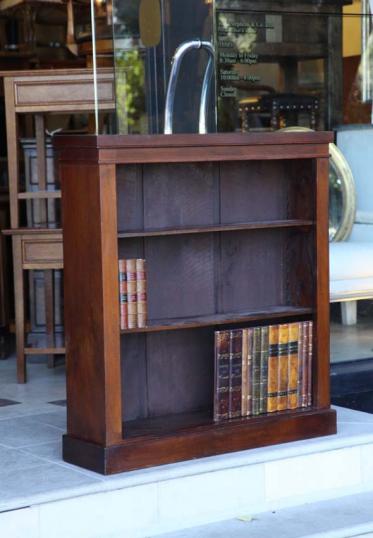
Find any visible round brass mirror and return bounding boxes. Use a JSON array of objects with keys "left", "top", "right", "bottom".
[{"left": 280, "top": 127, "right": 356, "bottom": 242}]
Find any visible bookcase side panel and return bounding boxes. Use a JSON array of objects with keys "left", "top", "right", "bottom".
[
  {"left": 314, "top": 157, "right": 331, "bottom": 409},
  {"left": 61, "top": 161, "right": 122, "bottom": 446}
]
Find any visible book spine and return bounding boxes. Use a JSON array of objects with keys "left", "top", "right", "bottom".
[
  {"left": 307, "top": 321, "right": 313, "bottom": 407},
  {"left": 287, "top": 322, "right": 300, "bottom": 410},
  {"left": 229, "top": 329, "right": 242, "bottom": 419},
  {"left": 126, "top": 259, "right": 137, "bottom": 329},
  {"left": 301, "top": 321, "right": 309, "bottom": 408},
  {"left": 267, "top": 325, "right": 279, "bottom": 413},
  {"left": 246, "top": 328, "right": 253, "bottom": 416},
  {"left": 118, "top": 259, "right": 128, "bottom": 330},
  {"left": 297, "top": 322, "right": 305, "bottom": 407},
  {"left": 251, "top": 327, "right": 261, "bottom": 416},
  {"left": 241, "top": 329, "right": 248, "bottom": 417},
  {"left": 136, "top": 259, "right": 147, "bottom": 328},
  {"left": 213, "top": 330, "right": 230, "bottom": 422},
  {"left": 277, "top": 323, "right": 289, "bottom": 411},
  {"left": 259, "top": 326, "right": 269, "bottom": 414}
]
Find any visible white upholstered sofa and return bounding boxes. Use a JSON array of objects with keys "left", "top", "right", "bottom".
[{"left": 330, "top": 126, "right": 373, "bottom": 325}]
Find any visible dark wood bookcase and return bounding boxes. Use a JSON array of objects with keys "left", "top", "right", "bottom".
[{"left": 56, "top": 132, "right": 336, "bottom": 475}]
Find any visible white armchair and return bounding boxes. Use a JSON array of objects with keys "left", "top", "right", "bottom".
[{"left": 330, "top": 126, "right": 373, "bottom": 325}]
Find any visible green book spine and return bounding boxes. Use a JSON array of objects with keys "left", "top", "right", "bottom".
[{"left": 259, "top": 326, "right": 269, "bottom": 414}]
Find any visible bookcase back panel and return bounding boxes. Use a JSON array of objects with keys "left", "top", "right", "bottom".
[
  {"left": 116, "top": 165, "right": 144, "bottom": 232},
  {"left": 121, "top": 334, "right": 148, "bottom": 421},
  {"left": 143, "top": 163, "right": 219, "bottom": 229},
  {"left": 285, "top": 230, "right": 316, "bottom": 308},
  {"left": 144, "top": 234, "right": 216, "bottom": 320},
  {"left": 219, "top": 229, "right": 285, "bottom": 312},
  {"left": 121, "top": 328, "right": 214, "bottom": 422},
  {"left": 220, "top": 161, "right": 290, "bottom": 223}
]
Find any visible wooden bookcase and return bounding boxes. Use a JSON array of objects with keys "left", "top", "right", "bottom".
[{"left": 56, "top": 132, "right": 337, "bottom": 475}]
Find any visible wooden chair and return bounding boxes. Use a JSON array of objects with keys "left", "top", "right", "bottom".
[{"left": 1, "top": 68, "right": 115, "bottom": 382}]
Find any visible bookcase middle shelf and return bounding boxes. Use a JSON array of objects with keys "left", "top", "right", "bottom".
[
  {"left": 117, "top": 219, "right": 314, "bottom": 238},
  {"left": 120, "top": 306, "right": 313, "bottom": 334}
]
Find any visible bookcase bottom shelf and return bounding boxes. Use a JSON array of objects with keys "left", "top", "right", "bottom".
[{"left": 63, "top": 408, "right": 337, "bottom": 475}]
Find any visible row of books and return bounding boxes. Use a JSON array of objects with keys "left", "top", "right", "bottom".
[
  {"left": 118, "top": 259, "right": 147, "bottom": 329},
  {"left": 214, "top": 321, "right": 313, "bottom": 422}
]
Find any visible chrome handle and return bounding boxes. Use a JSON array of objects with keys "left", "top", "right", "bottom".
[{"left": 164, "top": 39, "right": 215, "bottom": 134}]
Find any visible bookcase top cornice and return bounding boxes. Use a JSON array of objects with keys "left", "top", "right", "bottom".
[{"left": 54, "top": 131, "right": 332, "bottom": 165}]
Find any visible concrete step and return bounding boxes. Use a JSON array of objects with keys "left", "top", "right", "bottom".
[{"left": 156, "top": 491, "right": 373, "bottom": 538}]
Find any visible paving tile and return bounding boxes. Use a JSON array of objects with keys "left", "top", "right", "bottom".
[
  {"left": 0, "top": 463, "right": 100, "bottom": 512},
  {"left": 0, "top": 444, "right": 47, "bottom": 474},
  {"left": 0, "top": 416, "right": 64, "bottom": 448},
  {"left": 28, "top": 411, "right": 67, "bottom": 430}
]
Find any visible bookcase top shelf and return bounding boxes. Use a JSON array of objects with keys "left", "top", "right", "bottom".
[
  {"left": 117, "top": 220, "right": 314, "bottom": 239},
  {"left": 54, "top": 132, "right": 333, "bottom": 165},
  {"left": 120, "top": 306, "right": 313, "bottom": 334}
]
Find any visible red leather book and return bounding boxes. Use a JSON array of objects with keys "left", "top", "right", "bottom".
[
  {"left": 241, "top": 328, "right": 248, "bottom": 417},
  {"left": 136, "top": 259, "right": 147, "bottom": 328},
  {"left": 126, "top": 259, "right": 137, "bottom": 329},
  {"left": 229, "top": 329, "right": 243, "bottom": 419},
  {"left": 251, "top": 327, "right": 261, "bottom": 416},
  {"left": 214, "top": 330, "right": 230, "bottom": 422},
  {"left": 246, "top": 328, "right": 253, "bottom": 416}
]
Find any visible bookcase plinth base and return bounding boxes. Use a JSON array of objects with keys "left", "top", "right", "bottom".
[{"left": 63, "top": 408, "right": 337, "bottom": 475}]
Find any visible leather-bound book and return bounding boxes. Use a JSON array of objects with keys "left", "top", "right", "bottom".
[
  {"left": 214, "top": 330, "right": 230, "bottom": 422},
  {"left": 259, "top": 326, "right": 269, "bottom": 414},
  {"left": 136, "top": 259, "right": 147, "bottom": 328},
  {"left": 118, "top": 259, "right": 128, "bottom": 330},
  {"left": 287, "top": 322, "right": 300, "bottom": 410},
  {"left": 300, "top": 321, "right": 309, "bottom": 408},
  {"left": 277, "top": 323, "right": 289, "bottom": 411},
  {"left": 246, "top": 328, "right": 253, "bottom": 416},
  {"left": 267, "top": 324, "right": 279, "bottom": 413},
  {"left": 229, "top": 329, "right": 243, "bottom": 419},
  {"left": 251, "top": 326, "right": 262, "bottom": 416},
  {"left": 126, "top": 259, "right": 137, "bottom": 329},
  {"left": 297, "top": 322, "right": 305, "bottom": 407},
  {"left": 241, "top": 329, "right": 248, "bottom": 417},
  {"left": 307, "top": 321, "right": 313, "bottom": 407}
]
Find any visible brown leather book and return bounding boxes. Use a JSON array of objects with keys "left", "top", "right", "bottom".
[
  {"left": 246, "top": 328, "right": 253, "bottom": 416},
  {"left": 267, "top": 325, "right": 279, "bottom": 413},
  {"left": 307, "top": 321, "right": 313, "bottom": 407},
  {"left": 297, "top": 322, "right": 305, "bottom": 407},
  {"left": 251, "top": 327, "right": 261, "bottom": 416},
  {"left": 214, "top": 330, "right": 230, "bottom": 422},
  {"left": 300, "top": 321, "right": 309, "bottom": 408},
  {"left": 287, "top": 322, "right": 300, "bottom": 410},
  {"left": 277, "top": 323, "right": 289, "bottom": 411},
  {"left": 126, "top": 259, "right": 137, "bottom": 329},
  {"left": 241, "top": 329, "right": 248, "bottom": 417},
  {"left": 229, "top": 329, "right": 243, "bottom": 419},
  {"left": 118, "top": 259, "right": 128, "bottom": 330},
  {"left": 259, "top": 326, "right": 269, "bottom": 414},
  {"left": 136, "top": 259, "right": 147, "bottom": 328}
]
